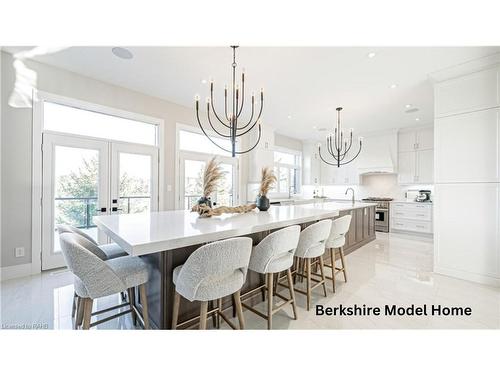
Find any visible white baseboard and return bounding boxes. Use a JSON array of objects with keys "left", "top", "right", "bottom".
[
  {"left": 434, "top": 266, "right": 500, "bottom": 288},
  {"left": 0, "top": 263, "right": 34, "bottom": 281}
]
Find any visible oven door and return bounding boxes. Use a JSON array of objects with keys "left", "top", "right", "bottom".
[{"left": 375, "top": 208, "right": 389, "bottom": 230}]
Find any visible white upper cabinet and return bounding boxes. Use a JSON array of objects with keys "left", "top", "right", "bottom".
[
  {"left": 416, "top": 149, "right": 434, "bottom": 184},
  {"left": 247, "top": 127, "right": 275, "bottom": 182},
  {"left": 320, "top": 159, "right": 338, "bottom": 185},
  {"left": 416, "top": 127, "right": 434, "bottom": 150},
  {"left": 397, "top": 126, "right": 434, "bottom": 184},
  {"left": 398, "top": 151, "right": 416, "bottom": 184},
  {"left": 435, "top": 67, "right": 499, "bottom": 118},
  {"left": 302, "top": 142, "right": 321, "bottom": 185},
  {"left": 435, "top": 108, "right": 499, "bottom": 183}
]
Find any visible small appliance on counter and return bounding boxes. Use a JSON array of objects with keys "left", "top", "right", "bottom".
[{"left": 416, "top": 190, "right": 432, "bottom": 202}]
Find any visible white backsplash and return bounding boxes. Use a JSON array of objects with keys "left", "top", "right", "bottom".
[{"left": 302, "top": 174, "right": 433, "bottom": 201}]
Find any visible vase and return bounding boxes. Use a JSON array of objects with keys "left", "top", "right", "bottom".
[
  {"left": 256, "top": 195, "right": 270, "bottom": 211},
  {"left": 197, "top": 196, "right": 212, "bottom": 208}
]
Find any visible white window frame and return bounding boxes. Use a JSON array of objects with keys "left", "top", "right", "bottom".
[
  {"left": 175, "top": 123, "right": 240, "bottom": 209},
  {"left": 270, "top": 146, "right": 302, "bottom": 198},
  {"left": 31, "top": 90, "right": 165, "bottom": 273}
]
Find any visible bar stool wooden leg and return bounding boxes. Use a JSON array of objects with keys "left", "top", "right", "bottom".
[
  {"left": 330, "top": 248, "right": 336, "bottom": 292},
  {"left": 74, "top": 296, "right": 84, "bottom": 329},
  {"left": 339, "top": 247, "right": 347, "bottom": 282},
  {"left": 286, "top": 268, "right": 298, "bottom": 320},
  {"left": 267, "top": 273, "right": 273, "bottom": 330},
  {"left": 233, "top": 290, "right": 245, "bottom": 329},
  {"left": 318, "top": 255, "right": 328, "bottom": 297},
  {"left": 172, "top": 291, "right": 181, "bottom": 329},
  {"left": 139, "top": 283, "right": 150, "bottom": 329},
  {"left": 82, "top": 298, "right": 93, "bottom": 330},
  {"left": 127, "top": 288, "right": 137, "bottom": 326},
  {"left": 199, "top": 301, "right": 208, "bottom": 330},
  {"left": 306, "top": 258, "right": 311, "bottom": 311},
  {"left": 72, "top": 292, "right": 77, "bottom": 318},
  {"left": 217, "top": 298, "right": 222, "bottom": 328}
]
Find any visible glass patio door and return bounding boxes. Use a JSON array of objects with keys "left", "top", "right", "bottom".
[
  {"left": 42, "top": 134, "right": 159, "bottom": 270},
  {"left": 42, "top": 133, "right": 110, "bottom": 270}
]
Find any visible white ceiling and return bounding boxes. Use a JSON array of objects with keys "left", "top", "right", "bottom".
[{"left": 7, "top": 46, "right": 500, "bottom": 140}]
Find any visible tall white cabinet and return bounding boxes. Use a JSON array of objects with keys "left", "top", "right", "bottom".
[{"left": 433, "top": 64, "right": 500, "bottom": 287}]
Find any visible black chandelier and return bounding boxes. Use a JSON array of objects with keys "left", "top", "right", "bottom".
[
  {"left": 318, "top": 107, "right": 363, "bottom": 167},
  {"left": 195, "top": 46, "right": 264, "bottom": 157}
]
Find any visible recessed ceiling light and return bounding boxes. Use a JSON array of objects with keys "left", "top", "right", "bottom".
[
  {"left": 415, "top": 118, "right": 420, "bottom": 122},
  {"left": 111, "top": 47, "right": 133, "bottom": 60},
  {"left": 367, "top": 52, "right": 376, "bottom": 58},
  {"left": 405, "top": 104, "right": 412, "bottom": 108},
  {"left": 287, "top": 115, "right": 292, "bottom": 119},
  {"left": 389, "top": 83, "right": 397, "bottom": 89},
  {"left": 313, "top": 125, "right": 317, "bottom": 129},
  {"left": 201, "top": 79, "right": 208, "bottom": 84}
]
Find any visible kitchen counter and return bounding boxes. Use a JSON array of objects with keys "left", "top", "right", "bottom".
[
  {"left": 392, "top": 200, "right": 433, "bottom": 204},
  {"left": 95, "top": 204, "right": 342, "bottom": 256}
]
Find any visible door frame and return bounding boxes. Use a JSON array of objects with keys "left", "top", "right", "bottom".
[{"left": 32, "top": 90, "right": 165, "bottom": 273}]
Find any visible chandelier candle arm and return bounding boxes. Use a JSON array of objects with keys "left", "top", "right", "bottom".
[{"left": 195, "top": 46, "right": 264, "bottom": 157}]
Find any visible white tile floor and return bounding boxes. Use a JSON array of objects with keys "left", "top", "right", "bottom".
[{"left": 1, "top": 232, "right": 499, "bottom": 329}]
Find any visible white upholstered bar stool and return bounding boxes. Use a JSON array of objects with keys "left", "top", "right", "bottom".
[
  {"left": 59, "top": 232, "right": 150, "bottom": 329},
  {"left": 293, "top": 220, "right": 332, "bottom": 311},
  {"left": 56, "top": 224, "right": 129, "bottom": 318},
  {"left": 171, "top": 237, "right": 253, "bottom": 330},
  {"left": 241, "top": 225, "right": 301, "bottom": 330},
  {"left": 324, "top": 215, "right": 352, "bottom": 292}
]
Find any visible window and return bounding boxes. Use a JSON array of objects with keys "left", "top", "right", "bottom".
[
  {"left": 273, "top": 149, "right": 302, "bottom": 195},
  {"left": 179, "top": 129, "right": 233, "bottom": 156},
  {"left": 178, "top": 127, "right": 239, "bottom": 209},
  {"left": 43, "top": 101, "right": 158, "bottom": 146}
]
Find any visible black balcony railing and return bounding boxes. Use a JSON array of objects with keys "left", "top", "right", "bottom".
[{"left": 54, "top": 195, "right": 150, "bottom": 229}]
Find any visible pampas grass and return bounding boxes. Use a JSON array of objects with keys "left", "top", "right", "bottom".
[
  {"left": 203, "top": 157, "right": 224, "bottom": 197},
  {"left": 259, "top": 167, "right": 277, "bottom": 196}
]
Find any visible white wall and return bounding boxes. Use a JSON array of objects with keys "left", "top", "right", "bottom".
[{"left": 0, "top": 51, "right": 202, "bottom": 269}]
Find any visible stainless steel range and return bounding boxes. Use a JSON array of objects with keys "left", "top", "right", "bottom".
[{"left": 361, "top": 197, "right": 393, "bottom": 232}]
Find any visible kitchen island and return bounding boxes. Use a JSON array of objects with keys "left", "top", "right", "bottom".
[{"left": 94, "top": 202, "right": 376, "bottom": 329}]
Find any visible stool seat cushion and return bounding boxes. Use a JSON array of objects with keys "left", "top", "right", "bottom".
[
  {"left": 326, "top": 235, "right": 346, "bottom": 249},
  {"left": 173, "top": 264, "right": 246, "bottom": 302},
  {"left": 100, "top": 243, "right": 128, "bottom": 259},
  {"left": 106, "top": 256, "right": 149, "bottom": 289}
]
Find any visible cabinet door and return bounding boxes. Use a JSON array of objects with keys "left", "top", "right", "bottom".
[
  {"left": 362, "top": 207, "right": 369, "bottom": 239},
  {"left": 416, "top": 127, "right": 434, "bottom": 150},
  {"left": 398, "top": 130, "right": 416, "bottom": 152},
  {"left": 434, "top": 183, "right": 499, "bottom": 278},
  {"left": 320, "top": 161, "right": 338, "bottom": 185},
  {"left": 416, "top": 149, "right": 434, "bottom": 183},
  {"left": 435, "top": 67, "right": 499, "bottom": 117},
  {"left": 435, "top": 108, "right": 499, "bottom": 183},
  {"left": 248, "top": 148, "right": 273, "bottom": 182},
  {"left": 398, "top": 151, "right": 416, "bottom": 184}
]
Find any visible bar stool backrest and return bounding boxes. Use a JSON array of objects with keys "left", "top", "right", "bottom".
[
  {"left": 176, "top": 237, "right": 253, "bottom": 301},
  {"left": 326, "top": 215, "right": 352, "bottom": 249},
  {"left": 56, "top": 224, "right": 108, "bottom": 260},
  {"left": 295, "top": 219, "right": 332, "bottom": 258},
  {"left": 56, "top": 224, "right": 99, "bottom": 245},
  {"left": 250, "top": 225, "right": 301, "bottom": 273},
  {"left": 59, "top": 232, "right": 125, "bottom": 298}
]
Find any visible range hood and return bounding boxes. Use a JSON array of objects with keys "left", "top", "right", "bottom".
[{"left": 356, "top": 131, "right": 398, "bottom": 175}]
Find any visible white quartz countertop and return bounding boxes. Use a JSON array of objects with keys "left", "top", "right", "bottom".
[
  {"left": 94, "top": 204, "right": 345, "bottom": 256},
  {"left": 392, "top": 200, "right": 433, "bottom": 205}
]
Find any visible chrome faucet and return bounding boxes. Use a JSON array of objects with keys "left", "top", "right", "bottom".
[{"left": 345, "top": 187, "right": 355, "bottom": 205}]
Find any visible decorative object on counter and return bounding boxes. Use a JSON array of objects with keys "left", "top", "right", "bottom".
[
  {"left": 192, "top": 157, "right": 224, "bottom": 211},
  {"left": 318, "top": 107, "right": 362, "bottom": 167},
  {"left": 194, "top": 46, "right": 264, "bottom": 157},
  {"left": 193, "top": 203, "right": 257, "bottom": 218},
  {"left": 256, "top": 167, "right": 277, "bottom": 211}
]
